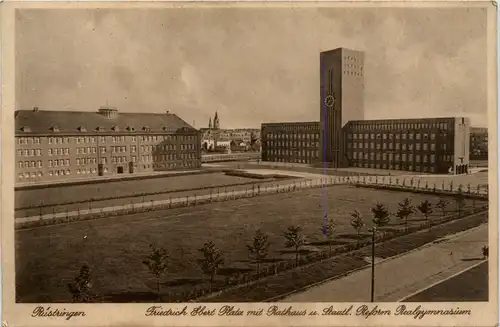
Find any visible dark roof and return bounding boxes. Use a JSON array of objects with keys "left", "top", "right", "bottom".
[{"left": 15, "top": 109, "right": 197, "bottom": 134}]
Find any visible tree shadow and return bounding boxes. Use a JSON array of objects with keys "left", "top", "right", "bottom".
[
  {"left": 218, "top": 267, "right": 253, "bottom": 277},
  {"left": 308, "top": 240, "right": 347, "bottom": 246},
  {"left": 161, "top": 277, "right": 206, "bottom": 287},
  {"left": 261, "top": 257, "right": 286, "bottom": 263},
  {"left": 377, "top": 226, "right": 401, "bottom": 233},
  {"left": 337, "top": 233, "right": 371, "bottom": 240},
  {"left": 278, "top": 249, "right": 316, "bottom": 255}
]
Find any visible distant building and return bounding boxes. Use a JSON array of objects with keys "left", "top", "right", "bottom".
[
  {"left": 343, "top": 117, "right": 470, "bottom": 174},
  {"left": 320, "top": 48, "right": 365, "bottom": 167},
  {"left": 261, "top": 122, "right": 321, "bottom": 164},
  {"left": 470, "top": 127, "right": 488, "bottom": 160},
  {"left": 15, "top": 107, "right": 201, "bottom": 183}
]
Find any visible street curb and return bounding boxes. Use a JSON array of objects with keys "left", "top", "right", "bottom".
[{"left": 264, "top": 215, "right": 488, "bottom": 302}]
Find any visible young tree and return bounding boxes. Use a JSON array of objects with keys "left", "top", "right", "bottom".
[
  {"left": 350, "top": 209, "right": 365, "bottom": 241},
  {"left": 436, "top": 199, "right": 449, "bottom": 217},
  {"left": 417, "top": 200, "right": 434, "bottom": 227},
  {"left": 283, "top": 226, "right": 306, "bottom": 266},
  {"left": 320, "top": 218, "right": 336, "bottom": 257},
  {"left": 142, "top": 244, "right": 169, "bottom": 298},
  {"left": 247, "top": 229, "right": 270, "bottom": 274},
  {"left": 396, "top": 198, "right": 415, "bottom": 232},
  {"left": 198, "top": 241, "right": 225, "bottom": 290},
  {"left": 67, "top": 264, "right": 93, "bottom": 303},
  {"left": 371, "top": 203, "right": 390, "bottom": 228}
]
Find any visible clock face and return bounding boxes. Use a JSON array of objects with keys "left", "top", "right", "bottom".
[{"left": 325, "top": 95, "right": 335, "bottom": 108}]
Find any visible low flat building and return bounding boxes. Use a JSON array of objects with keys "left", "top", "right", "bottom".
[
  {"left": 15, "top": 107, "right": 201, "bottom": 184},
  {"left": 261, "top": 122, "right": 321, "bottom": 164}
]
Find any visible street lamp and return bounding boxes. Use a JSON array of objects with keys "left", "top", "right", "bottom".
[{"left": 369, "top": 226, "right": 377, "bottom": 302}]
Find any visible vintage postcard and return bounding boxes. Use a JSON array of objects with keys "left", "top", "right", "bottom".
[{"left": 1, "top": 1, "right": 498, "bottom": 327}]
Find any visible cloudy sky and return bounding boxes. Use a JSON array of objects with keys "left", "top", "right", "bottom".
[{"left": 16, "top": 6, "right": 488, "bottom": 128}]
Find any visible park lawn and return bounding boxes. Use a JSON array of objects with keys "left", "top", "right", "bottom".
[
  {"left": 15, "top": 172, "right": 260, "bottom": 208},
  {"left": 16, "top": 185, "right": 484, "bottom": 303},
  {"left": 207, "top": 212, "right": 488, "bottom": 302}
]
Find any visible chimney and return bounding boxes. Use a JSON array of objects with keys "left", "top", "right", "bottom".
[
  {"left": 32, "top": 106, "right": 39, "bottom": 112},
  {"left": 166, "top": 110, "right": 170, "bottom": 114}
]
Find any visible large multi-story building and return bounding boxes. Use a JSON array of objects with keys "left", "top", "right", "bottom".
[
  {"left": 261, "top": 122, "right": 321, "bottom": 164},
  {"left": 15, "top": 107, "right": 201, "bottom": 183},
  {"left": 343, "top": 117, "right": 470, "bottom": 174},
  {"left": 261, "top": 47, "right": 472, "bottom": 175},
  {"left": 470, "top": 127, "right": 488, "bottom": 160},
  {"left": 320, "top": 48, "right": 365, "bottom": 167}
]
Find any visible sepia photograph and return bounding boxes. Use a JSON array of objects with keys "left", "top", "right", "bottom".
[{"left": 1, "top": 1, "right": 498, "bottom": 327}]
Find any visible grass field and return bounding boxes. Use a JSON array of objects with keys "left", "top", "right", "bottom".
[
  {"left": 15, "top": 172, "right": 298, "bottom": 217},
  {"left": 16, "top": 185, "right": 483, "bottom": 303},
  {"left": 403, "top": 261, "right": 488, "bottom": 302},
  {"left": 16, "top": 172, "right": 254, "bottom": 207}
]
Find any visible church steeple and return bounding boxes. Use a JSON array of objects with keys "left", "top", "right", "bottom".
[
  {"left": 209, "top": 117, "right": 212, "bottom": 129},
  {"left": 213, "top": 111, "right": 220, "bottom": 130}
]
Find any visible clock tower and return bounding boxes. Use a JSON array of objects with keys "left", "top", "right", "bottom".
[{"left": 320, "top": 48, "right": 365, "bottom": 167}]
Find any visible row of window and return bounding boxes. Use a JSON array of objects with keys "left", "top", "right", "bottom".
[
  {"left": 349, "top": 142, "right": 442, "bottom": 151},
  {"left": 265, "top": 141, "right": 320, "bottom": 148},
  {"left": 352, "top": 152, "right": 437, "bottom": 163},
  {"left": 348, "top": 121, "right": 452, "bottom": 132},
  {"left": 17, "top": 149, "right": 42, "bottom": 157},
  {"left": 266, "top": 150, "right": 320, "bottom": 157},
  {"left": 350, "top": 162, "right": 437, "bottom": 173},
  {"left": 266, "top": 133, "right": 320, "bottom": 140},
  {"left": 17, "top": 135, "right": 199, "bottom": 145},
  {"left": 350, "top": 132, "right": 439, "bottom": 141},
  {"left": 18, "top": 161, "right": 43, "bottom": 169},
  {"left": 351, "top": 152, "right": 454, "bottom": 163},
  {"left": 48, "top": 148, "right": 71, "bottom": 156},
  {"left": 76, "top": 158, "right": 97, "bottom": 166},
  {"left": 267, "top": 157, "right": 314, "bottom": 164}
]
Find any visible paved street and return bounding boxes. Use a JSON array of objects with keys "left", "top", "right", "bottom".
[
  {"left": 281, "top": 223, "right": 488, "bottom": 302},
  {"left": 403, "top": 261, "right": 488, "bottom": 302}
]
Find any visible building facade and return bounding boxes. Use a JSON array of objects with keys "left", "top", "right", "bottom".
[
  {"left": 261, "top": 122, "right": 321, "bottom": 164},
  {"left": 320, "top": 48, "right": 365, "bottom": 167},
  {"left": 470, "top": 127, "right": 488, "bottom": 160},
  {"left": 15, "top": 107, "right": 201, "bottom": 183},
  {"left": 343, "top": 117, "right": 470, "bottom": 174}
]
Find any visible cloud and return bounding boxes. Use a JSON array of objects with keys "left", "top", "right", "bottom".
[{"left": 15, "top": 7, "right": 488, "bottom": 128}]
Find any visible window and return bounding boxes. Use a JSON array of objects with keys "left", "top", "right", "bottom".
[{"left": 48, "top": 149, "right": 52, "bottom": 156}]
